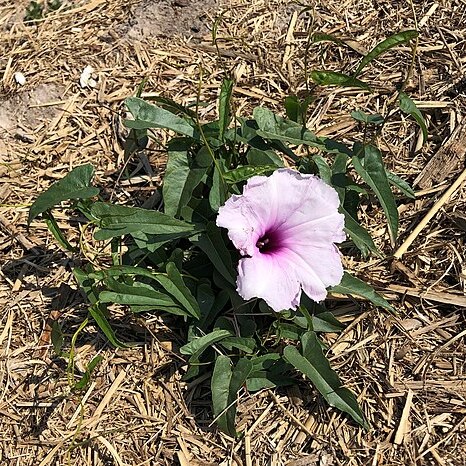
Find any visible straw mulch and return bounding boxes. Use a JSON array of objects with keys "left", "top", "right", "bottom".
[{"left": 1, "top": 0, "right": 466, "bottom": 464}]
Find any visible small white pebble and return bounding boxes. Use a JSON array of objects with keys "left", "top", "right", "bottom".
[
  {"left": 14, "top": 72, "right": 26, "bottom": 85},
  {"left": 79, "top": 65, "right": 97, "bottom": 88}
]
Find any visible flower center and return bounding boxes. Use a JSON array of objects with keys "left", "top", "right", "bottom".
[{"left": 256, "top": 230, "right": 282, "bottom": 254}]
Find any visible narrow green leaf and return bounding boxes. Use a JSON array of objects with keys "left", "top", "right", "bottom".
[
  {"left": 398, "top": 92, "right": 428, "bottom": 144},
  {"left": 246, "top": 354, "right": 294, "bottom": 392},
  {"left": 144, "top": 95, "right": 197, "bottom": 119},
  {"left": 253, "top": 107, "right": 352, "bottom": 157},
  {"left": 352, "top": 144, "right": 398, "bottom": 241},
  {"left": 99, "top": 281, "right": 179, "bottom": 309},
  {"left": 163, "top": 138, "right": 191, "bottom": 217},
  {"left": 209, "top": 162, "right": 227, "bottom": 213},
  {"left": 212, "top": 355, "right": 233, "bottom": 434},
  {"left": 195, "top": 222, "right": 235, "bottom": 285},
  {"left": 312, "top": 155, "right": 332, "bottom": 184},
  {"left": 180, "top": 329, "right": 231, "bottom": 356},
  {"left": 51, "top": 321, "right": 64, "bottom": 356},
  {"left": 311, "top": 312, "right": 344, "bottom": 333},
  {"left": 43, "top": 211, "right": 77, "bottom": 252},
  {"left": 387, "top": 170, "right": 415, "bottom": 199},
  {"left": 223, "top": 165, "right": 277, "bottom": 184},
  {"left": 88, "top": 305, "right": 131, "bottom": 348},
  {"left": 329, "top": 271, "right": 394, "bottom": 312},
  {"left": 284, "top": 331, "right": 368, "bottom": 428},
  {"left": 212, "top": 356, "right": 253, "bottom": 436},
  {"left": 221, "top": 336, "right": 256, "bottom": 353},
  {"left": 124, "top": 97, "right": 195, "bottom": 137},
  {"left": 29, "top": 164, "right": 99, "bottom": 223},
  {"left": 310, "top": 71, "right": 370, "bottom": 90},
  {"left": 74, "top": 355, "right": 103, "bottom": 390},
  {"left": 354, "top": 30, "right": 418, "bottom": 76},
  {"left": 351, "top": 110, "right": 384, "bottom": 125},
  {"left": 157, "top": 262, "right": 200, "bottom": 319},
  {"left": 341, "top": 206, "right": 380, "bottom": 257},
  {"left": 90, "top": 202, "right": 195, "bottom": 241},
  {"left": 284, "top": 95, "right": 312, "bottom": 124},
  {"left": 247, "top": 147, "right": 284, "bottom": 167},
  {"left": 218, "top": 78, "right": 234, "bottom": 141}
]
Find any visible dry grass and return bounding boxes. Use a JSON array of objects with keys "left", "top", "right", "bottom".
[{"left": 1, "top": 0, "right": 466, "bottom": 464}]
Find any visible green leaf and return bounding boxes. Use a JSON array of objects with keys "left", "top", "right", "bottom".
[
  {"left": 352, "top": 144, "right": 398, "bottom": 242},
  {"left": 180, "top": 329, "right": 231, "bottom": 356},
  {"left": 212, "top": 356, "right": 253, "bottom": 436},
  {"left": 144, "top": 95, "right": 197, "bottom": 119},
  {"left": 51, "top": 321, "right": 64, "bottom": 356},
  {"left": 311, "top": 312, "right": 344, "bottom": 333},
  {"left": 28, "top": 164, "right": 99, "bottom": 224},
  {"left": 74, "top": 355, "right": 103, "bottom": 390},
  {"left": 124, "top": 97, "right": 195, "bottom": 137},
  {"left": 247, "top": 147, "right": 284, "bottom": 167},
  {"left": 387, "top": 170, "right": 415, "bottom": 199},
  {"left": 341, "top": 206, "right": 380, "bottom": 257},
  {"left": 123, "top": 128, "right": 148, "bottom": 160},
  {"left": 354, "top": 30, "right": 418, "bottom": 77},
  {"left": 88, "top": 304, "right": 131, "bottom": 348},
  {"left": 163, "top": 138, "right": 191, "bottom": 217},
  {"left": 90, "top": 202, "right": 195, "bottom": 241},
  {"left": 312, "top": 155, "right": 332, "bottom": 184},
  {"left": 329, "top": 271, "right": 394, "bottom": 312},
  {"left": 351, "top": 110, "right": 384, "bottom": 126},
  {"left": 246, "top": 354, "right": 294, "bottom": 391},
  {"left": 195, "top": 222, "right": 235, "bottom": 285},
  {"left": 156, "top": 262, "right": 200, "bottom": 319},
  {"left": 310, "top": 71, "right": 370, "bottom": 91},
  {"left": 284, "top": 331, "right": 368, "bottom": 428},
  {"left": 221, "top": 336, "right": 256, "bottom": 353},
  {"left": 218, "top": 78, "right": 234, "bottom": 141},
  {"left": 223, "top": 165, "right": 277, "bottom": 184},
  {"left": 398, "top": 92, "right": 428, "bottom": 144},
  {"left": 284, "top": 95, "right": 312, "bottom": 124},
  {"left": 43, "top": 211, "right": 77, "bottom": 252},
  {"left": 253, "top": 107, "right": 352, "bottom": 157},
  {"left": 99, "top": 279, "right": 179, "bottom": 310},
  {"left": 209, "top": 162, "right": 227, "bottom": 213},
  {"left": 273, "top": 321, "right": 303, "bottom": 340}
]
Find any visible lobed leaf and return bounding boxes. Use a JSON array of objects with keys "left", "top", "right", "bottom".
[
  {"left": 124, "top": 97, "right": 195, "bottom": 137},
  {"left": 90, "top": 202, "right": 195, "bottom": 241},
  {"left": 211, "top": 356, "right": 253, "bottom": 436},
  {"left": 329, "top": 271, "right": 394, "bottom": 312},
  {"left": 195, "top": 222, "right": 236, "bottom": 285},
  {"left": 284, "top": 331, "right": 368, "bottom": 428},
  {"left": 28, "top": 164, "right": 99, "bottom": 224}
]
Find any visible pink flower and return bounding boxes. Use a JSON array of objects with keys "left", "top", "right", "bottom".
[{"left": 216, "top": 169, "right": 345, "bottom": 312}]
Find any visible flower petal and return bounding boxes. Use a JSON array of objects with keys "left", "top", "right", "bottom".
[
  {"left": 237, "top": 253, "right": 301, "bottom": 311},
  {"left": 283, "top": 243, "right": 344, "bottom": 302}
]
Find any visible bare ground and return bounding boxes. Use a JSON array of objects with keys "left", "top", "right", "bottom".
[{"left": 1, "top": 0, "right": 466, "bottom": 465}]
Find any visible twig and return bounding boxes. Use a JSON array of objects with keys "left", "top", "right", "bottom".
[{"left": 394, "top": 167, "right": 466, "bottom": 259}]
